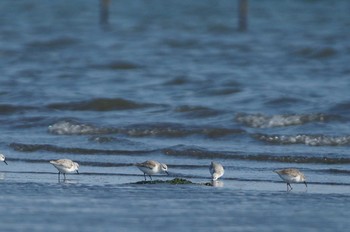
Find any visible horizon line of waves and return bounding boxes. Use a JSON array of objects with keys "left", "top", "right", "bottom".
[
  {"left": 253, "top": 133, "right": 350, "bottom": 146},
  {"left": 10, "top": 143, "right": 155, "bottom": 155},
  {"left": 235, "top": 112, "right": 336, "bottom": 128},
  {"left": 46, "top": 97, "right": 156, "bottom": 111},
  {"left": 48, "top": 120, "right": 246, "bottom": 137},
  {"left": 161, "top": 145, "right": 350, "bottom": 164}
]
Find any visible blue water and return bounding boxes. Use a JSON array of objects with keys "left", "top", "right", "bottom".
[{"left": 1, "top": 0, "right": 350, "bottom": 231}]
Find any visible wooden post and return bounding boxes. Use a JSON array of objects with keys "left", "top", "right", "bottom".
[
  {"left": 100, "top": 0, "right": 110, "bottom": 25},
  {"left": 238, "top": 0, "right": 248, "bottom": 31}
]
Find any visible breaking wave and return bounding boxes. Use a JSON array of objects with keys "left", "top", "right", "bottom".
[
  {"left": 88, "top": 136, "right": 144, "bottom": 146},
  {"left": 48, "top": 120, "right": 245, "bottom": 138},
  {"left": 122, "top": 123, "right": 244, "bottom": 138},
  {"left": 252, "top": 133, "right": 350, "bottom": 146},
  {"left": 48, "top": 120, "right": 112, "bottom": 135},
  {"left": 235, "top": 113, "right": 328, "bottom": 128}
]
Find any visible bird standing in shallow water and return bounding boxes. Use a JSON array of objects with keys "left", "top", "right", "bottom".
[
  {"left": 209, "top": 162, "right": 224, "bottom": 181},
  {"left": 50, "top": 159, "right": 79, "bottom": 181},
  {"left": 135, "top": 160, "right": 169, "bottom": 181},
  {"left": 274, "top": 168, "right": 307, "bottom": 191},
  {"left": 0, "top": 154, "right": 8, "bottom": 165}
]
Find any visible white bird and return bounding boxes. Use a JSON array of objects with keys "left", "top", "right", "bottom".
[
  {"left": 50, "top": 159, "right": 79, "bottom": 180},
  {"left": 274, "top": 168, "right": 307, "bottom": 191},
  {"left": 209, "top": 162, "right": 224, "bottom": 181},
  {"left": 135, "top": 160, "right": 169, "bottom": 181},
  {"left": 0, "top": 154, "right": 8, "bottom": 165}
]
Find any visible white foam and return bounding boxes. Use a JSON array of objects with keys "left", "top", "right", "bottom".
[
  {"left": 236, "top": 113, "right": 325, "bottom": 128},
  {"left": 48, "top": 121, "right": 98, "bottom": 135},
  {"left": 255, "top": 133, "right": 350, "bottom": 146}
]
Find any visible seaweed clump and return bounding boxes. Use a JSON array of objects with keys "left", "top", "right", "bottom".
[{"left": 134, "top": 178, "right": 193, "bottom": 185}]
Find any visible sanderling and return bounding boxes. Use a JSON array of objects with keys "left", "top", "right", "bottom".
[
  {"left": 209, "top": 161, "right": 224, "bottom": 181},
  {"left": 135, "top": 160, "right": 169, "bottom": 181},
  {"left": 274, "top": 168, "right": 307, "bottom": 191},
  {"left": 50, "top": 159, "right": 79, "bottom": 180},
  {"left": 0, "top": 154, "right": 8, "bottom": 165}
]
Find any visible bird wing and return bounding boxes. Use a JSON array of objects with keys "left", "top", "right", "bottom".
[
  {"left": 50, "top": 159, "right": 74, "bottom": 168},
  {"left": 278, "top": 169, "right": 300, "bottom": 177},
  {"left": 136, "top": 160, "right": 158, "bottom": 169}
]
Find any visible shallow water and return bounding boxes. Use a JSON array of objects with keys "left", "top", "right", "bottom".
[
  {"left": 1, "top": 0, "right": 350, "bottom": 231},
  {"left": 1, "top": 173, "right": 350, "bottom": 232}
]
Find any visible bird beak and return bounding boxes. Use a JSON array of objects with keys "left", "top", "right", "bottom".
[
  {"left": 76, "top": 170, "right": 79, "bottom": 174},
  {"left": 304, "top": 181, "right": 307, "bottom": 188},
  {"left": 165, "top": 171, "right": 169, "bottom": 175},
  {"left": 4, "top": 160, "right": 8, "bottom": 165}
]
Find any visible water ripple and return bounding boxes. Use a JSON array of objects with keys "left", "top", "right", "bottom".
[
  {"left": 162, "top": 145, "right": 350, "bottom": 164},
  {"left": 10, "top": 143, "right": 154, "bottom": 155},
  {"left": 47, "top": 98, "right": 152, "bottom": 111}
]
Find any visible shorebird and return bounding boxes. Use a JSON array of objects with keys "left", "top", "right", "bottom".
[
  {"left": 274, "top": 168, "right": 307, "bottom": 191},
  {"left": 209, "top": 162, "right": 224, "bottom": 181},
  {"left": 135, "top": 160, "right": 169, "bottom": 181},
  {"left": 0, "top": 154, "right": 8, "bottom": 165},
  {"left": 50, "top": 159, "right": 79, "bottom": 180}
]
